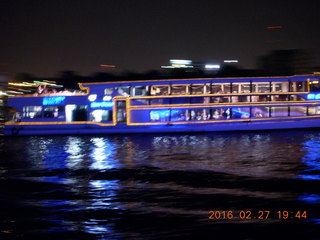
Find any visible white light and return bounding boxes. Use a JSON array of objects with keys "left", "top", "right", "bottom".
[
  {"left": 65, "top": 104, "right": 76, "bottom": 122},
  {"left": 88, "top": 94, "right": 97, "bottom": 102},
  {"left": 224, "top": 60, "right": 239, "bottom": 63},
  {"left": 91, "top": 110, "right": 104, "bottom": 122},
  {"left": 170, "top": 59, "right": 192, "bottom": 65},
  {"left": 205, "top": 64, "right": 220, "bottom": 69},
  {"left": 161, "top": 66, "right": 175, "bottom": 68},
  {"left": 103, "top": 96, "right": 112, "bottom": 101}
]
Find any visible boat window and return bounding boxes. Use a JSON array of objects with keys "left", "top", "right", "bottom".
[
  {"left": 257, "top": 95, "right": 269, "bottom": 102},
  {"left": 104, "top": 88, "right": 114, "bottom": 95},
  {"left": 231, "top": 96, "right": 239, "bottom": 102},
  {"left": 253, "top": 82, "right": 270, "bottom": 93},
  {"left": 289, "top": 81, "right": 307, "bottom": 92},
  {"left": 190, "top": 84, "right": 204, "bottom": 95},
  {"left": 296, "top": 81, "right": 308, "bottom": 92},
  {"left": 252, "top": 107, "right": 270, "bottom": 118},
  {"left": 310, "top": 81, "right": 320, "bottom": 92},
  {"left": 150, "top": 85, "right": 169, "bottom": 96},
  {"left": 289, "top": 95, "right": 304, "bottom": 101},
  {"left": 130, "top": 99, "right": 149, "bottom": 105},
  {"left": 240, "top": 83, "right": 251, "bottom": 93},
  {"left": 270, "top": 95, "right": 288, "bottom": 101},
  {"left": 211, "top": 84, "right": 222, "bottom": 94},
  {"left": 213, "top": 108, "right": 231, "bottom": 119},
  {"left": 308, "top": 106, "right": 320, "bottom": 115},
  {"left": 150, "top": 110, "right": 170, "bottom": 122},
  {"left": 44, "top": 106, "right": 64, "bottom": 118},
  {"left": 116, "top": 86, "right": 131, "bottom": 96},
  {"left": 170, "top": 109, "right": 187, "bottom": 121},
  {"left": 290, "top": 106, "right": 306, "bottom": 116},
  {"left": 133, "top": 86, "right": 148, "bottom": 96},
  {"left": 90, "top": 110, "right": 112, "bottom": 122},
  {"left": 22, "top": 106, "right": 42, "bottom": 119},
  {"left": 211, "top": 96, "right": 230, "bottom": 103},
  {"left": 222, "top": 83, "right": 231, "bottom": 93},
  {"left": 232, "top": 107, "right": 251, "bottom": 119},
  {"left": 171, "top": 85, "right": 188, "bottom": 95},
  {"left": 237, "top": 95, "right": 250, "bottom": 102},
  {"left": 150, "top": 98, "right": 170, "bottom": 105},
  {"left": 204, "top": 84, "right": 211, "bottom": 94},
  {"left": 272, "top": 82, "right": 289, "bottom": 92},
  {"left": 73, "top": 105, "right": 88, "bottom": 121},
  {"left": 232, "top": 83, "right": 240, "bottom": 93},
  {"left": 270, "top": 107, "right": 289, "bottom": 117}
]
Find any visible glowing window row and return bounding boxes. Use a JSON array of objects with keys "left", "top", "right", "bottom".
[
  {"left": 107, "top": 81, "right": 309, "bottom": 97},
  {"left": 129, "top": 106, "right": 320, "bottom": 123},
  {"left": 130, "top": 95, "right": 305, "bottom": 106}
]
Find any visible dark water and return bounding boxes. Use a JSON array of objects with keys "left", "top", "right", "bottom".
[{"left": 0, "top": 131, "right": 319, "bottom": 240}]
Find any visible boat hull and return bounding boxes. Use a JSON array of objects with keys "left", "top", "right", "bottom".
[{"left": 4, "top": 118, "right": 320, "bottom": 136}]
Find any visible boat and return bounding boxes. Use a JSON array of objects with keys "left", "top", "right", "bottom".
[{"left": 3, "top": 74, "right": 320, "bottom": 135}]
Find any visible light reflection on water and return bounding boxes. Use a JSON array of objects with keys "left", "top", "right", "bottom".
[{"left": 0, "top": 131, "right": 320, "bottom": 239}]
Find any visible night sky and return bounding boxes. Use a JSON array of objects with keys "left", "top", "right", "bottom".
[{"left": 1, "top": 0, "right": 320, "bottom": 77}]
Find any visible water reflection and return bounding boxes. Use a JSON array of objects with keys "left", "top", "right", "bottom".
[{"left": 0, "top": 131, "right": 319, "bottom": 239}]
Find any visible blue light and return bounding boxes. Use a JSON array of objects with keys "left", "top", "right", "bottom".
[
  {"left": 232, "top": 109, "right": 250, "bottom": 116},
  {"left": 307, "top": 94, "right": 315, "bottom": 100},
  {"left": 90, "top": 102, "right": 113, "bottom": 108},
  {"left": 43, "top": 96, "right": 66, "bottom": 105},
  {"left": 307, "top": 93, "right": 320, "bottom": 100}
]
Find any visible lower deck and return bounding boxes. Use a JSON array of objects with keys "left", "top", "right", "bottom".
[{"left": 4, "top": 116, "right": 320, "bottom": 136}]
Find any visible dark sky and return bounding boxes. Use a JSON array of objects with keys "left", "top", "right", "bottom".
[{"left": 1, "top": 0, "right": 320, "bottom": 77}]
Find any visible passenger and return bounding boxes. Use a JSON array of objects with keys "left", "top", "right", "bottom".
[
  {"left": 185, "top": 111, "right": 190, "bottom": 121},
  {"left": 190, "top": 110, "right": 196, "bottom": 120},
  {"left": 254, "top": 111, "right": 263, "bottom": 118},
  {"left": 213, "top": 110, "right": 220, "bottom": 119},
  {"left": 53, "top": 108, "right": 59, "bottom": 118},
  {"left": 37, "top": 84, "right": 46, "bottom": 94},
  {"left": 202, "top": 112, "right": 207, "bottom": 120},
  {"left": 13, "top": 112, "right": 21, "bottom": 122},
  {"left": 196, "top": 112, "right": 202, "bottom": 120}
]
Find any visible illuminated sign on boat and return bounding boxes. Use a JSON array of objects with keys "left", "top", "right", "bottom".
[
  {"left": 90, "top": 102, "right": 113, "bottom": 108},
  {"left": 307, "top": 93, "right": 320, "bottom": 100},
  {"left": 43, "top": 96, "right": 66, "bottom": 105}
]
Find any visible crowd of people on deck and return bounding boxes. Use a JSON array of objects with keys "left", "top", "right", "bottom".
[{"left": 33, "top": 84, "right": 82, "bottom": 96}]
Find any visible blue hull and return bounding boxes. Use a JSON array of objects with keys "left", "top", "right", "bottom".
[{"left": 4, "top": 118, "right": 320, "bottom": 136}]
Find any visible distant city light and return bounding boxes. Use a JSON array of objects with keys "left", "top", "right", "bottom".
[
  {"left": 161, "top": 66, "right": 175, "bottom": 69},
  {"left": 169, "top": 59, "right": 192, "bottom": 65},
  {"left": 224, "top": 60, "right": 239, "bottom": 63},
  {"left": 100, "top": 64, "right": 116, "bottom": 68},
  {"left": 267, "top": 26, "right": 283, "bottom": 29},
  {"left": 205, "top": 64, "right": 220, "bottom": 69}
]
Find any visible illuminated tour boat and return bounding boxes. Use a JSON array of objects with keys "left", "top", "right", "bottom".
[{"left": 4, "top": 74, "right": 320, "bottom": 135}]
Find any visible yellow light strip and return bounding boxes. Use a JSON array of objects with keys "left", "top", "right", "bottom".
[
  {"left": 8, "top": 93, "right": 86, "bottom": 98},
  {"left": 126, "top": 115, "right": 320, "bottom": 126},
  {"left": 5, "top": 121, "right": 115, "bottom": 127},
  {"left": 129, "top": 100, "right": 310, "bottom": 108},
  {"left": 128, "top": 102, "right": 320, "bottom": 110},
  {"left": 129, "top": 91, "right": 310, "bottom": 100}
]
